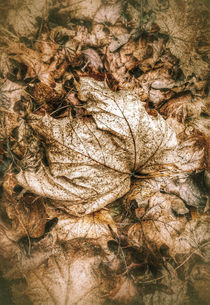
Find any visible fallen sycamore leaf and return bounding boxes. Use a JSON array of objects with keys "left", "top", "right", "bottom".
[
  {"left": 173, "top": 215, "right": 210, "bottom": 256},
  {"left": 6, "top": 40, "right": 67, "bottom": 89},
  {"left": 6, "top": 0, "right": 53, "bottom": 39},
  {"left": 3, "top": 191, "right": 47, "bottom": 239},
  {"left": 94, "top": 1, "right": 122, "bottom": 25},
  {"left": 54, "top": 209, "right": 117, "bottom": 241},
  {"left": 9, "top": 241, "right": 107, "bottom": 305},
  {"left": 59, "top": 0, "right": 102, "bottom": 21},
  {"left": 16, "top": 77, "right": 179, "bottom": 216},
  {"left": 127, "top": 192, "right": 187, "bottom": 255}
]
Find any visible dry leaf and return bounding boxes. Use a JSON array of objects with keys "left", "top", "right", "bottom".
[
  {"left": 0, "top": 80, "right": 27, "bottom": 112},
  {"left": 35, "top": 32, "right": 59, "bottom": 64},
  {"left": 146, "top": 0, "right": 209, "bottom": 78},
  {"left": 6, "top": 0, "right": 53, "bottom": 38},
  {"left": 125, "top": 170, "right": 207, "bottom": 211},
  {"left": 3, "top": 192, "right": 47, "bottom": 239},
  {"left": 54, "top": 210, "right": 117, "bottom": 241},
  {"left": 173, "top": 215, "right": 210, "bottom": 256},
  {"left": 82, "top": 48, "right": 103, "bottom": 71},
  {"left": 127, "top": 192, "right": 187, "bottom": 254},
  {"left": 94, "top": 2, "right": 122, "bottom": 25},
  {"left": 59, "top": 0, "right": 102, "bottom": 21},
  {"left": 28, "top": 82, "right": 63, "bottom": 106},
  {"left": 109, "top": 33, "right": 131, "bottom": 52},
  {"left": 1, "top": 3, "right": 209, "bottom": 305},
  {"left": 5, "top": 241, "right": 108, "bottom": 305},
  {"left": 7, "top": 41, "right": 67, "bottom": 89},
  {"left": 159, "top": 93, "right": 202, "bottom": 123},
  {"left": 108, "top": 276, "right": 138, "bottom": 303},
  {"left": 16, "top": 78, "right": 179, "bottom": 216}
]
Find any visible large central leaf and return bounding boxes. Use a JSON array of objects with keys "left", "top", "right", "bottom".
[{"left": 17, "top": 78, "right": 177, "bottom": 216}]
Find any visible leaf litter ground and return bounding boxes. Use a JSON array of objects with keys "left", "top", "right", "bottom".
[{"left": 0, "top": 1, "right": 209, "bottom": 305}]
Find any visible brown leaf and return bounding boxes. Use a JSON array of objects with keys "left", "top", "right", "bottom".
[
  {"left": 127, "top": 192, "right": 187, "bottom": 254},
  {"left": 190, "top": 263, "right": 210, "bottom": 304},
  {"left": 54, "top": 210, "right": 117, "bottom": 241},
  {"left": 0, "top": 3, "right": 209, "bottom": 305},
  {"left": 147, "top": 0, "right": 209, "bottom": 78},
  {"left": 4, "top": 192, "right": 47, "bottom": 239},
  {"left": 7, "top": 42, "right": 42, "bottom": 79},
  {"left": 2, "top": 174, "right": 47, "bottom": 239},
  {"left": 3, "top": 240, "right": 109, "bottom": 305},
  {"left": 6, "top": 0, "right": 52, "bottom": 39},
  {"left": 109, "top": 33, "right": 131, "bottom": 53},
  {"left": 35, "top": 32, "right": 59, "bottom": 64},
  {"left": 94, "top": 2, "right": 122, "bottom": 25},
  {"left": 59, "top": 0, "right": 102, "bottom": 20},
  {"left": 176, "top": 129, "right": 207, "bottom": 173},
  {"left": 108, "top": 277, "right": 138, "bottom": 303},
  {"left": 0, "top": 80, "right": 27, "bottom": 112},
  {"left": 173, "top": 215, "right": 210, "bottom": 256},
  {"left": 28, "top": 82, "right": 63, "bottom": 106},
  {"left": 159, "top": 93, "right": 197, "bottom": 123},
  {"left": 16, "top": 78, "right": 179, "bottom": 216},
  {"left": 7, "top": 42, "right": 67, "bottom": 89},
  {"left": 82, "top": 48, "right": 103, "bottom": 71}
]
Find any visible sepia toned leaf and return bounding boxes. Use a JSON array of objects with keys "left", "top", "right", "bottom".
[
  {"left": 6, "top": 241, "right": 108, "bottom": 305},
  {"left": 146, "top": 0, "right": 209, "bottom": 78},
  {"left": 2, "top": 191, "right": 47, "bottom": 239},
  {"left": 54, "top": 210, "right": 117, "bottom": 241},
  {"left": 127, "top": 192, "right": 187, "bottom": 254},
  {"left": 173, "top": 215, "right": 210, "bottom": 257},
  {"left": 59, "top": 0, "right": 102, "bottom": 21},
  {"left": 189, "top": 263, "right": 210, "bottom": 304},
  {"left": 6, "top": 0, "right": 53, "bottom": 39},
  {"left": 16, "top": 77, "right": 179, "bottom": 215},
  {"left": 82, "top": 48, "right": 103, "bottom": 71},
  {"left": 35, "top": 32, "right": 59, "bottom": 64},
  {"left": 0, "top": 80, "right": 27, "bottom": 112},
  {"left": 94, "top": 1, "right": 122, "bottom": 25},
  {"left": 108, "top": 276, "right": 138, "bottom": 304}
]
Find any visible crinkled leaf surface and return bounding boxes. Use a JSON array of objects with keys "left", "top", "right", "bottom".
[
  {"left": 54, "top": 210, "right": 117, "bottom": 241},
  {"left": 127, "top": 192, "right": 187, "bottom": 255},
  {"left": 16, "top": 78, "right": 178, "bottom": 216},
  {"left": 59, "top": 0, "right": 102, "bottom": 20},
  {"left": 173, "top": 215, "right": 210, "bottom": 258},
  {"left": 2, "top": 238, "right": 106, "bottom": 305},
  {"left": 3, "top": 191, "right": 47, "bottom": 239},
  {"left": 6, "top": 0, "right": 53, "bottom": 39},
  {"left": 146, "top": 0, "right": 209, "bottom": 78},
  {"left": 22, "top": 248, "right": 104, "bottom": 305},
  {"left": 94, "top": 2, "right": 122, "bottom": 25}
]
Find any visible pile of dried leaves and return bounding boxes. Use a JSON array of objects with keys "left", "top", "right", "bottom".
[{"left": 0, "top": 1, "right": 209, "bottom": 305}]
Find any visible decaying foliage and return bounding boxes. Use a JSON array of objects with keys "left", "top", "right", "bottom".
[{"left": 0, "top": 0, "right": 209, "bottom": 305}]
